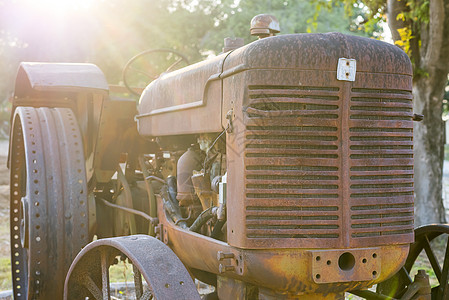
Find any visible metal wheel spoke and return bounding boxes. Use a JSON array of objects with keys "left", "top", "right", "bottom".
[
  {"left": 439, "top": 236, "right": 449, "bottom": 299},
  {"left": 133, "top": 264, "right": 143, "bottom": 298},
  {"left": 140, "top": 289, "right": 153, "bottom": 300},
  {"left": 423, "top": 235, "right": 443, "bottom": 282},
  {"left": 81, "top": 274, "right": 103, "bottom": 300},
  {"left": 101, "top": 250, "right": 110, "bottom": 300},
  {"left": 399, "top": 266, "right": 413, "bottom": 285}
]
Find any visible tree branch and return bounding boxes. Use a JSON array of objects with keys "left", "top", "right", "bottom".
[
  {"left": 409, "top": 20, "right": 421, "bottom": 71},
  {"left": 423, "top": 0, "right": 445, "bottom": 70},
  {"left": 419, "top": 17, "right": 429, "bottom": 66},
  {"left": 386, "top": 0, "right": 407, "bottom": 42}
]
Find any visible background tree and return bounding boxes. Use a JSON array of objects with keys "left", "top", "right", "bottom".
[{"left": 389, "top": 0, "right": 449, "bottom": 226}]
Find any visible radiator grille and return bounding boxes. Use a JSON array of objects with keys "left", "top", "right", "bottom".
[
  {"left": 244, "top": 85, "right": 341, "bottom": 241},
  {"left": 243, "top": 84, "right": 414, "bottom": 248},
  {"left": 349, "top": 88, "right": 414, "bottom": 240}
]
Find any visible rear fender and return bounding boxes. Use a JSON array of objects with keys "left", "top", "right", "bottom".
[
  {"left": 14, "top": 62, "right": 108, "bottom": 98},
  {"left": 9, "top": 63, "right": 109, "bottom": 172}
]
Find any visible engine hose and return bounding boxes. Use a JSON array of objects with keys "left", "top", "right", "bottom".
[
  {"left": 211, "top": 219, "right": 225, "bottom": 239},
  {"left": 160, "top": 186, "right": 187, "bottom": 228},
  {"left": 166, "top": 176, "right": 178, "bottom": 204},
  {"left": 98, "top": 198, "right": 158, "bottom": 224},
  {"left": 145, "top": 175, "right": 166, "bottom": 184},
  {"left": 189, "top": 207, "right": 217, "bottom": 233}
]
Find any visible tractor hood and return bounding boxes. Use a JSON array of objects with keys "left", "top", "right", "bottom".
[{"left": 136, "top": 33, "right": 412, "bottom": 137}]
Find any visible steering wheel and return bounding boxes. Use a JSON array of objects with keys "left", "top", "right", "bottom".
[{"left": 122, "top": 48, "right": 189, "bottom": 96}]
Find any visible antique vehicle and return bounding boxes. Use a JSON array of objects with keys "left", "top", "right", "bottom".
[{"left": 8, "top": 14, "right": 449, "bottom": 299}]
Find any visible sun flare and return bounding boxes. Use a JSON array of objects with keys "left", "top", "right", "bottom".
[{"left": 17, "top": 0, "right": 94, "bottom": 14}]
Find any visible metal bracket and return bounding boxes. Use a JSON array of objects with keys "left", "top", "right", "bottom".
[
  {"left": 217, "top": 251, "right": 244, "bottom": 275},
  {"left": 163, "top": 226, "right": 169, "bottom": 245},
  {"left": 337, "top": 58, "right": 356, "bottom": 81},
  {"left": 225, "top": 109, "right": 234, "bottom": 133},
  {"left": 310, "top": 248, "right": 380, "bottom": 283},
  {"left": 155, "top": 224, "right": 168, "bottom": 243}
]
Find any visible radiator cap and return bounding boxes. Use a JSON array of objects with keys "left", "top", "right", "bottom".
[{"left": 250, "top": 14, "right": 280, "bottom": 39}]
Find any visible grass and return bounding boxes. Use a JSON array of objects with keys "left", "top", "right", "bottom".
[
  {"left": 108, "top": 259, "right": 145, "bottom": 299},
  {"left": 109, "top": 259, "right": 134, "bottom": 283},
  {"left": 0, "top": 257, "right": 11, "bottom": 291}
]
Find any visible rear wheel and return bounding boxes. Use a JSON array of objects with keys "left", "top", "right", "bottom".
[{"left": 10, "top": 107, "right": 89, "bottom": 299}]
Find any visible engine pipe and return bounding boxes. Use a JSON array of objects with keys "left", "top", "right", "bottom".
[{"left": 189, "top": 206, "right": 218, "bottom": 233}]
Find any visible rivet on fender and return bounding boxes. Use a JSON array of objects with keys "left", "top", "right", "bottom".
[{"left": 337, "top": 58, "right": 356, "bottom": 81}]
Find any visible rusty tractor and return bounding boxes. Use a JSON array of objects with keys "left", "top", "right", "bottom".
[{"left": 8, "top": 14, "right": 449, "bottom": 300}]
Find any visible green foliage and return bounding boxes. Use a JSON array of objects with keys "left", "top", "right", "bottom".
[
  {"left": 393, "top": 0, "right": 429, "bottom": 59},
  {"left": 399, "top": 0, "right": 429, "bottom": 24},
  {"left": 311, "top": 0, "right": 384, "bottom": 37},
  {"left": 319, "top": 0, "right": 434, "bottom": 79},
  {"left": 202, "top": 0, "right": 376, "bottom": 53},
  {"left": 395, "top": 26, "right": 414, "bottom": 54}
]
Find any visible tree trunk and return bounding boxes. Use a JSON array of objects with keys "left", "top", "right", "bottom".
[
  {"left": 413, "top": 76, "right": 447, "bottom": 225},
  {"left": 387, "top": 0, "right": 449, "bottom": 226}
]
